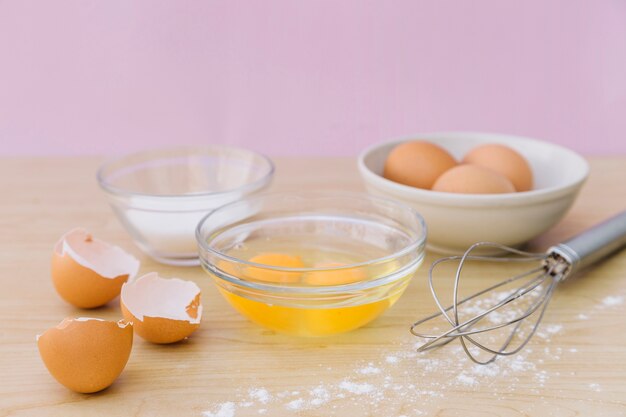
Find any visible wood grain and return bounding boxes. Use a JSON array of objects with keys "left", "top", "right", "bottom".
[{"left": 0, "top": 156, "right": 625, "bottom": 417}]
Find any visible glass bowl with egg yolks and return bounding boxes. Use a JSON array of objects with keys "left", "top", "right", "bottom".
[{"left": 196, "top": 193, "right": 426, "bottom": 336}]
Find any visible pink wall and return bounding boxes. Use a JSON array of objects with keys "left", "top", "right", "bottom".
[{"left": 1, "top": 1, "right": 625, "bottom": 157}]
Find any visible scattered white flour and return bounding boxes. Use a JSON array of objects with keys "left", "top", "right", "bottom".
[
  {"left": 310, "top": 386, "right": 329, "bottom": 399},
  {"left": 202, "top": 402, "right": 235, "bottom": 417},
  {"left": 310, "top": 399, "right": 325, "bottom": 406},
  {"left": 310, "top": 389, "right": 329, "bottom": 407},
  {"left": 536, "top": 323, "right": 563, "bottom": 340},
  {"left": 456, "top": 374, "right": 477, "bottom": 386},
  {"left": 286, "top": 398, "right": 305, "bottom": 410},
  {"left": 460, "top": 290, "right": 530, "bottom": 326},
  {"left": 358, "top": 364, "right": 382, "bottom": 375},
  {"left": 544, "top": 324, "right": 563, "bottom": 334},
  {"left": 535, "top": 370, "right": 549, "bottom": 386},
  {"left": 248, "top": 388, "right": 270, "bottom": 404},
  {"left": 200, "top": 289, "right": 623, "bottom": 416},
  {"left": 470, "top": 364, "right": 500, "bottom": 377},
  {"left": 508, "top": 354, "right": 536, "bottom": 372},
  {"left": 385, "top": 355, "right": 399, "bottom": 364},
  {"left": 601, "top": 295, "right": 624, "bottom": 307},
  {"left": 339, "top": 380, "right": 375, "bottom": 394}
]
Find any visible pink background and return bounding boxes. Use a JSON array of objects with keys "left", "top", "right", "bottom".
[{"left": 1, "top": 1, "right": 625, "bottom": 157}]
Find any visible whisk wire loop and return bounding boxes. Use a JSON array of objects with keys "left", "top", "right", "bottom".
[{"left": 411, "top": 242, "right": 559, "bottom": 365}]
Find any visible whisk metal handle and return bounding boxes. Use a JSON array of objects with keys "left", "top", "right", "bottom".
[{"left": 549, "top": 210, "right": 626, "bottom": 275}]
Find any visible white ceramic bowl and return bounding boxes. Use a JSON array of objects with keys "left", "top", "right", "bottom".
[{"left": 358, "top": 132, "right": 589, "bottom": 254}]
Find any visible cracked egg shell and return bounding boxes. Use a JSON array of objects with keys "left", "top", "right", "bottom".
[
  {"left": 37, "top": 317, "right": 133, "bottom": 393},
  {"left": 51, "top": 229, "right": 140, "bottom": 308},
  {"left": 121, "top": 273, "right": 202, "bottom": 344}
]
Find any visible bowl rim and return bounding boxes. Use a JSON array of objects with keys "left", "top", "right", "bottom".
[
  {"left": 96, "top": 145, "right": 275, "bottom": 199},
  {"left": 357, "top": 131, "right": 590, "bottom": 205},
  {"left": 195, "top": 191, "right": 427, "bottom": 293}
]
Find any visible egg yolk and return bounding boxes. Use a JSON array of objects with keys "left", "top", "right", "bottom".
[
  {"left": 304, "top": 263, "right": 366, "bottom": 285},
  {"left": 212, "top": 253, "right": 414, "bottom": 336},
  {"left": 219, "top": 288, "right": 397, "bottom": 336},
  {"left": 246, "top": 253, "right": 304, "bottom": 283}
]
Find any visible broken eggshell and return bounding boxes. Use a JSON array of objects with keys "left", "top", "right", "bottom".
[
  {"left": 51, "top": 229, "right": 140, "bottom": 308},
  {"left": 121, "top": 272, "right": 202, "bottom": 344},
  {"left": 37, "top": 317, "right": 133, "bottom": 393}
]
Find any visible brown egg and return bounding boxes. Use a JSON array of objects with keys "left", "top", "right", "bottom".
[
  {"left": 432, "top": 164, "right": 516, "bottom": 194},
  {"left": 51, "top": 229, "right": 140, "bottom": 308},
  {"left": 463, "top": 144, "right": 533, "bottom": 191},
  {"left": 121, "top": 273, "right": 202, "bottom": 344},
  {"left": 37, "top": 317, "right": 133, "bottom": 393},
  {"left": 383, "top": 141, "right": 457, "bottom": 189}
]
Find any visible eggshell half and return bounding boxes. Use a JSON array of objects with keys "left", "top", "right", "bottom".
[
  {"left": 51, "top": 229, "right": 140, "bottom": 308},
  {"left": 37, "top": 317, "right": 133, "bottom": 393},
  {"left": 121, "top": 273, "right": 202, "bottom": 344}
]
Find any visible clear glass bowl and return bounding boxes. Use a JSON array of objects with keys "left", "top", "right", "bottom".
[
  {"left": 196, "top": 192, "right": 427, "bottom": 336},
  {"left": 97, "top": 146, "right": 274, "bottom": 266}
]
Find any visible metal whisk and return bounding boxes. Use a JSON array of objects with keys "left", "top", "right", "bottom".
[{"left": 411, "top": 211, "right": 626, "bottom": 365}]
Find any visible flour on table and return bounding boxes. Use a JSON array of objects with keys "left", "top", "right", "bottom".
[
  {"left": 544, "top": 324, "right": 562, "bottom": 334},
  {"left": 589, "top": 383, "right": 602, "bottom": 392},
  {"left": 338, "top": 380, "right": 375, "bottom": 394},
  {"left": 385, "top": 355, "right": 399, "bottom": 364},
  {"left": 601, "top": 295, "right": 624, "bottom": 307},
  {"left": 201, "top": 295, "right": 592, "bottom": 416},
  {"left": 202, "top": 402, "right": 235, "bottom": 417},
  {"left": 286, "top": 398, "right": 305, "bottom": 410},
  {"left": 456, "top": 374, "right": 477, "bottom": 386},
  {"left": 358, "top": 364, "right": 382, "bottom": 375},
  {"left": 248, "top": 388, "right": 270, "bottom": 404}
]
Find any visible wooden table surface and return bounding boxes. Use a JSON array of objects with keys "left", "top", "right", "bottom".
[{"left": 1, "top": 156, "right": 625, "bottom": 417}]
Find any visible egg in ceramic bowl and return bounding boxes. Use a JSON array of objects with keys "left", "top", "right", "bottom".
[
  {"left": 358, "top": 132, "right": 589, "bottom": 254},
  {"left": 431, "top": 164, "right": 516, "bottom": 194},
  {"left": 462, "top": 143, "right": 533, "bottom": 192},
  {"left": 383, "top": 141, "right": 457, "bottom": 189}
]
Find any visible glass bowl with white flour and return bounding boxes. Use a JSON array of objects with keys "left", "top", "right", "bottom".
[{"left": 97, "top": 146, "right": 274, "bottom": 266}]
